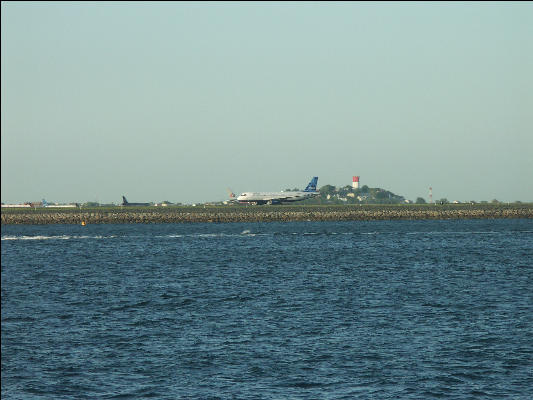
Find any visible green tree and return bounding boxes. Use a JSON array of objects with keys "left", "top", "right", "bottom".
[
  {"left": 375, "top": 190, "right": 389, "bottom": 200},
  {"left": 319, "top": 185, "right": 336, "bottom": 195},
  {"left": 338, "top": 185, "right": 353, "bottom": 196},
  {"left": 415, "top": 197, "right": 427, "bottom": 204}
]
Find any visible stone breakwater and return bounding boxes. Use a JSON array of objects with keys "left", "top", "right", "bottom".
[{"left": 2, "top": 205, "right": 532, "bottom": 224}]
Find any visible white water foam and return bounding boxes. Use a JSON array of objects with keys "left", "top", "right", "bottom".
[{"left": 1, "top": 235, "right": 117, "bottom": 241}]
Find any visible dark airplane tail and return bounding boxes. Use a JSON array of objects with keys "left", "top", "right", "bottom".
[{"left": 122, "top": 196, "right": 128, "bottom": 205}]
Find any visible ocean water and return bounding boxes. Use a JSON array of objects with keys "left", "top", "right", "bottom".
[{"left": 2, "top": 219, "right": 533, "bottom": 399}]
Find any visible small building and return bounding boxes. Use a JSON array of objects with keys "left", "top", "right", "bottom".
[{"left": 1, "top": 203, "right": 31, "bottom": 208}]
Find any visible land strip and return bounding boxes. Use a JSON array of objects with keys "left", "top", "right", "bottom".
[{"left": 2, "top": 204, "right": 532, "bottom": 224}]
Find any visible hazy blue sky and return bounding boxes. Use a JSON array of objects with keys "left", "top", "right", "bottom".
[{"left": 2, "top": 2, "right": 532, "bottom": 204}]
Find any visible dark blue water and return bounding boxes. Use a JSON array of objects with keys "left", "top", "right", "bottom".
[{"left": 2, "top": 219, "right": 533, "bottom": 399}]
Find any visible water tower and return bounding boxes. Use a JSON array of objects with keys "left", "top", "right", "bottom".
[{"left": 352, "top": 176, "right": 360, "bottom": 189}]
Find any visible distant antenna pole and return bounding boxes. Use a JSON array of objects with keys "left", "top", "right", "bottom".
[{"left": 429, "top": 187, "right": 433, "bottom": 204}]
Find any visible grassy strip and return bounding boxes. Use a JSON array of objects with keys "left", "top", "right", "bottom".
[{"left": 2, "top": 203, "right": 532, "bottom": 214}]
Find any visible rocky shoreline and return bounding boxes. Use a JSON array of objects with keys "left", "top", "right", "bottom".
[{"left": 2, "top": 204, "right": 532, "bottom": 224}]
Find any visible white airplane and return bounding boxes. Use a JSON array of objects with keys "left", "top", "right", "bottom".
[{"left": 237, "top": 177, "right": 319, "bottom": 205}]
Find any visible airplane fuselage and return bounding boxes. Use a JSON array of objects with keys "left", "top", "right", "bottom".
[
  {"left": 236, "top": 177, "right": 319, "bottom": 205},
  {"left": 237, "top": 191, "right": 319, "bottom": 205},
  {"left": 121, "top": 196, "right": 150, "bottom": 207}
]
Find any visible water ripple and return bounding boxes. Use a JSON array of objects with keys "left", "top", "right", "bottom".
[{"left": 2, "top": 220, "right": 533, "bottom": 399}]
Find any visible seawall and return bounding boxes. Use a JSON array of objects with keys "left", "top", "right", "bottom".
[{"left": 2, "top": 204, "right": 532, "bottom": 224}]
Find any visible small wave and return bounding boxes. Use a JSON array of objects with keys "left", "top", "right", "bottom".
[
  {"left": 1, "top": 235, "right": 74, "bottom": 241},
  {"left": 1, "top": 235, "right": 117, "bottom": 241},
  {"left": 154, "top": 234, "right": 184, "bottom": 238},
  {"left": 281, "top": 381, "right": 325, "bottom": 389},
  {"left": 195, "top": 232, "right": 264, "bottom": 238},
  {"left": 193, "top": 232, "right": 266, "bottom": 238},
  {"left": 2, "top": 316, "right": 36, "bottom": 323},
  {"left": 110, "top": 300, "right": 151, "bottom": 312},
  {"left": 150, "top": 232, "right": 272, "bottom": 239},
  {"left": 240, "top": 230, "right": 259, "bottom": 236},
  {"left": 405, "top": 231, "right": 501, "bottom": 235},
  {"left": 192, "top": 233, "right": 229, "bottom": 238}
]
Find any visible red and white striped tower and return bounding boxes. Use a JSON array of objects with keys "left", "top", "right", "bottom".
[
  {"left": 352, "top": 176, "right": 360, "bottom": 189},
  {"left": 429, "top": 187, "right": 433, "bottom": 204}
]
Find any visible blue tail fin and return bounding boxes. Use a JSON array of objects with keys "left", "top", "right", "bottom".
[
  {"left": 42, "top": 199, "right": 48, "bottom": 207},
  {"left": 304, "top": 177, "right": 318, "bottom": 192},
  {"left": 122, "top": 196, "right": 128, "bottom": 205}
]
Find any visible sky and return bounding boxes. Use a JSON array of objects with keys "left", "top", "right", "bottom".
[{"left": 2, "top": 2, "right": 532, "bottom": 204}]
